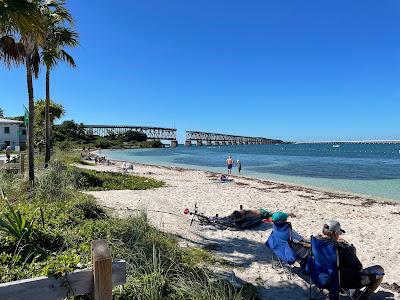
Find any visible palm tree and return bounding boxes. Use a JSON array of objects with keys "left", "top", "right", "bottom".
[
  {"left": 0, "top": 1, "right": 45, "bottom": 185},
  {"left": 41, "top": 3, "right": 78, "bottom": 165},
  {"left": 34, "top": 99, "right": 65, "bottom": 143}
]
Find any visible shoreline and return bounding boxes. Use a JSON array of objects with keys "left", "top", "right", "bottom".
[
  {"left": 82, "top": 157, "right": 400, "bottom": 299},
  {"left": 108, "top": 158, "right": 399, "bottom": 206}
]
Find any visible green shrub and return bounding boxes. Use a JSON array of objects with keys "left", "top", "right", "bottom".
[
  {"left": 74, "top": 198, "right": 107, "bottom": 220},
  {"left": 57, "top": 140, "right": 74, "bottom": 151},
  {"left": 67, "top": 167, "right": 103, "bottom": 189},
  {"left": 35, "top": 167, "right": 70, "bottom": 202},
  {"left": 93, "top": 138, "right": 112, "bottom": 149},
  {"left": 67, "top": 167, "right": 164, "bottom": 191}
]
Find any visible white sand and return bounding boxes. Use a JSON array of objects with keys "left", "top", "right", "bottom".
[{"left": 83, "top": 161, "right": 400, "bottom": 299}]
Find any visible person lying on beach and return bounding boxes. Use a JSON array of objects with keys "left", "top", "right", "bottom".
[
  {"left": 317, "top": 220, "right": 385, "bottom": 299},
  {"left": 229, "top": 209, "right": 296, "bottom": 231},
  {"left": 230, "top": 208, "right": 296, "bottom": 222}
]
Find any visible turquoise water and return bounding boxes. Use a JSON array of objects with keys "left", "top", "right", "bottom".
[{"left": 104, "top": 144, "right": 400, "bottom": 201}]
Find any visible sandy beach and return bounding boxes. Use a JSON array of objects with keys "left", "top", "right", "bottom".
[{"left": 82, "top": 161, "right": 400, "bottom": 299}]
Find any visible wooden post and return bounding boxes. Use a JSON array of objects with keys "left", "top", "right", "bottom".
[
  {"left": 19, "top": 153, "right": 25, "bottom": 175},
  {"left": 91, "top": 240, "right": 112, "bottom": 300}
]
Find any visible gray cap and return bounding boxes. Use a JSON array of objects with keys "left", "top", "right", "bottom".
[{"left": 324, "top": 220, "right": 345, "bottom": 235}]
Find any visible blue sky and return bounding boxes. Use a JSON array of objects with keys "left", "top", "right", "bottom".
[{"left": 1, "top": 0, "right": 400, "bottom": 142}]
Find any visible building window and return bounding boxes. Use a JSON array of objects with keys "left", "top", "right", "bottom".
[
  {"left": 5, "top": 141, "right": 10, "bottom": 146},
  {"left": 4, "top": 127, "right": 10, "bottom": 134},
  {"left": 22, "top": 129, "right": 27, "bottom": 135}
]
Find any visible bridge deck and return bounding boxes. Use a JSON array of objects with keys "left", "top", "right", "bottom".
[
  {"left": 81, "top": 125, "right": 177, "bottom": 141},
  {"left": 295, "top": 140, "right": 400, "bottom": 145}
]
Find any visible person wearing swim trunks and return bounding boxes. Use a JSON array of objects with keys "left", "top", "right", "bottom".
[
  {"left": 226, "top": 156, "right": 233, "bottom": 175},
  {"left": 237, "top": 160, "right": 242, "bottom": 173}
]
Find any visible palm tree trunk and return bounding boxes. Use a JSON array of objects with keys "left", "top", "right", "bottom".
[
  {"left": 26, "top": 60, "right": 35, "bottom": 186},
  {"left": 44, "top": 65, "right": 51, "bottom": 166}
]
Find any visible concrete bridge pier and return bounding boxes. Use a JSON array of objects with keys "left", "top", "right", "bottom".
[
  {"left": 197, "top": 140, "right": 203, "bottom": 146},
  {"left": 185, "top": 140, "right": 192, "bottom": 147},
  {"left": 171, "top": 140, "right": 178, "bottom": 147}
]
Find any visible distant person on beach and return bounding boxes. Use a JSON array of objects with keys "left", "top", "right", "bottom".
[
  {"left": 226, "top": 156, "right": 233, "bottom": 175},
  {"left": 5, "top": 146, "right": 11, "bottom": 162},
  {"left": 317, "top": 220, "right": 385, "bottom": 299},
  {"left": 237, "top": 160, "right": 242, "bottom": 173}
]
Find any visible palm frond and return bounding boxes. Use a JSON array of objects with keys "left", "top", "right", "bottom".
[
  {"left": 59, "top": 49, "right": 75, "bottom": 67},
  {"left": 0, "top": 35, "right": 24, "bottom": 66},
  {"left": 30, "top": 45, "right": 41, "bottom": 78},
  {"left": 0, "top": 0, "right": 45, "bottom": 35}
]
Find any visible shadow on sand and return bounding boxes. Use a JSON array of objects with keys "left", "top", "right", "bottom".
[{"left": 176, "top": 225, "right": 396, "bottom": 300}]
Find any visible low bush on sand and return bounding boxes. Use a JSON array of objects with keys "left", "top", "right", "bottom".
[{"left": 67, "top": 166, "right": 164, "bottom": 190}]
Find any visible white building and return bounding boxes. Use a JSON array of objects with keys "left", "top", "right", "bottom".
[{"left": 0, "top": 118, "right": 27, "bottom": 150}]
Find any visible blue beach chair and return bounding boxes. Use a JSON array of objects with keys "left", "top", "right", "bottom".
[
  {"left": 306, "top": 236, "right": 380, "bottom": 300},
  {"left": 266, "top": 221, "right": 297, "bottom": 279},
  {"left": 306, "top": 236, "right": 340, "bottom": 299}
]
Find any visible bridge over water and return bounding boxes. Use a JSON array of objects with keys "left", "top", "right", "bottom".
[
  {"left": 82, "top": 125, "right": 178, "bottom": 147},
  {"left": 185, "top": 131, "right": 283, "bottom": 146},
  {"left": 295, "top": 140, "right": 400, "bottom": 145}
]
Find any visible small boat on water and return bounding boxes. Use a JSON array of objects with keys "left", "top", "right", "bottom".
[{"left": 332, "top": 144, "right": 341, "bottom": 148}]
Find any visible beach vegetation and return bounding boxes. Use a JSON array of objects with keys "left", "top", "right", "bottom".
[
  {"left": 67, "top": 166, "right": 164, "bottom": 191},
  {"left": 0, "top": 164, "right": 257, "bottom": 299}
]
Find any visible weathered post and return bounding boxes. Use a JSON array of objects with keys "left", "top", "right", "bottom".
[
  {"left": 19, "top": 153, "right": 25, "bottom": 175},
  {"left": 92, "top": 240, "right": 112, "bottom": 300}
]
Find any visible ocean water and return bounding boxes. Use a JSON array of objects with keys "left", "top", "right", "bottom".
[{"left": 104, "top": 144, "right": 400, "bottom": 201}]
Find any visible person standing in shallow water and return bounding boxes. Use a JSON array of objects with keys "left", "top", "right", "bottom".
[
  {"left": 237, "top": 160, "right": 242, "bottom": 174},
  {"left": 226, "top": 156, "right": 233, "bottom": 175}
]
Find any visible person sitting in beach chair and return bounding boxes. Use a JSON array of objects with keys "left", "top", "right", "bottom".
[
  {"left": 266, "top": 220, "right": 310, "bottom": 279},
  {"left": 307, "top": 220, "right": 385, "bottom": 300}
]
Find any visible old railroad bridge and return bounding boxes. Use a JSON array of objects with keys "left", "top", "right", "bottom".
[
  {"left": 184, "top": 131, "right": 283, "bottom": 146},
  {"left": 81, "top": 125, "right": 282, "bottom": 147}
]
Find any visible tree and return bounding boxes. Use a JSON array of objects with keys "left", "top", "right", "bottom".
[
  {"left": 35, "top": 99, "right": 65, "bottom": 123},
  {"left": 41, "top": 1, "right": 77, "bottom": 165},
  {"left": 0, "top": 0, "right": 45, "bottom": 185},
  {"left": 34, "top": 99, "right": 65, "bottom": 142},
  {"left": 117, "top": 130, "right": 147, "bottom": 142},
  {"left": 53, "top": 120, "right": 86, "bottom": 142},
  {"left": 0, "top": 107, "right": 3, "bottom": 117}
]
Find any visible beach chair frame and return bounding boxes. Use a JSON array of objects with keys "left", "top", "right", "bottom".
[
  {"left": 267, "top": 221, "right": 296, "bottom": 280},
  {"left": 307, "top": 236, "right": 366, "bottom": 300},
  {"left": 271, "top": 249, "right": 294, "bottom": 280}
]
